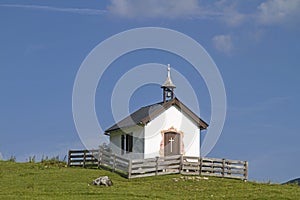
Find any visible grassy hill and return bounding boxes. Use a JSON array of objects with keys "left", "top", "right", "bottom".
[{"left": 0, "top": 161, "right": 299, "bottom": 199}]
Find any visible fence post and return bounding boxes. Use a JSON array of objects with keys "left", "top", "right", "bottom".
[
  {"left": 197, "top": 157, "right": 200, "bottom": 175},
  {"left": 244, "top": 161, "right": 248, "bottom": 180},
  {"left": 222, "top": 159, "right": 226, "bottom": 178},
  {"left": 68, "top": 150, "right": 71, "bottom": 167},
  {"left": 128, "top": 159, "right": 132, "bottom": 179},
  {"left": 227, "top": 160, "right": 231, "bottom": 176},
  {"left": 112, "top": 154, "right": 116, "bottom": 172},
  {"left": 155, "top": 156, "right": 159, "bottom": 176},
  {"left": 83, "top": 151, "right": 86, "bottom": 168},
  {"left": 97, "top": 149, "right": 102, "bottom": 168},
  {"left": 199, "top": 157, "right": 202, "bottom": 176},
  {"left": 180, "top": 154, "right": 183, "bottom": 174}
]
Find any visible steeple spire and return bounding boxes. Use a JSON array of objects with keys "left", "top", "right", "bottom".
[
  {"left": 161, "top": 64, "right": 176, "bottom": 103},
  {"left": 162, "top": 64, "right": 176, "bottom": 88}
]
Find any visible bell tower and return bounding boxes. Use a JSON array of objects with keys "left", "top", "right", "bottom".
[{"left": 161, "top": 64, "right": 176, "bottom": 103}]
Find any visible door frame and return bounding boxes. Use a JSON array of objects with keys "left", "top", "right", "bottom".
[{"left": 159, "top": 126, "right": 184, "bottom": 157}]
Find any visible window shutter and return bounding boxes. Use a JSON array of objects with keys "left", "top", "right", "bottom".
[
  {"left": 126, "top": 134, "right": 133, "bottom": 153},
  {"left": 121, "top": 135, "right": 125, "bottom": 155}
]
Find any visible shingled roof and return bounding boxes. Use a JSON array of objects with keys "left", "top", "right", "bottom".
[{"left": 104, "top": 98, "right": 208, "bottom": 135}]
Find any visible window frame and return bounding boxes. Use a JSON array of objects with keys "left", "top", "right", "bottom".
[{"left": 121, "top": 133, "right": 133, "bottom": 155}]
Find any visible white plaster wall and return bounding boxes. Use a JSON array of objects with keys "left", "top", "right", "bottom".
[
  {"left": 144, "top": 105, "right": 200, "bottom": 158},
  {"left": 110, "top": 132, "right": 121, "bottom": 155}
]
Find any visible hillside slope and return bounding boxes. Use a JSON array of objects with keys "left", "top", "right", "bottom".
[
  {"left": 285, "top": 178, "right": 300, "bottom": 186},
  {"left": 0, "top": 161, "right": 299, "bottom": 199}
]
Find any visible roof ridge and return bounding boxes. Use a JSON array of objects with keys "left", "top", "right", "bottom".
[
  {"left": 105, "top": 97, "right": 208, "bottom": 135},
  {"left": 139, "top": 101, "right": 164, "bottom": 108}
]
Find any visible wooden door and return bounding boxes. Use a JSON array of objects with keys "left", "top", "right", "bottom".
[{"left": 164, "top": 132, "right": 180, "bottom": 156}]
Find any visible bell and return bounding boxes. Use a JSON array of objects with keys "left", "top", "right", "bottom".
[{"left": 167, "top": 91, "right": 172, "bottom": 98}]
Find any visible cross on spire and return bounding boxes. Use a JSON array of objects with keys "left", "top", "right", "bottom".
[{"left": 167, "top": 64, "right": 171, "bottom": 79}]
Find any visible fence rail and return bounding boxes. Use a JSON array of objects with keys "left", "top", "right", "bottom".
[
  {"left": 129, "top": 154, "right": 181, "bottom": 178},
  {"left": 68, "top": 149, "right": 248, "bottom": 180}
]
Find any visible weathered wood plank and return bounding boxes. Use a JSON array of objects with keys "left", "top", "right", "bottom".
[
  {"left": 201, "top": 163, "right": 224, "bottom": 168},
  {"left": 224, "top": 169, "right": 246, "bottom": 175},
  {"left": 201, "top": 168, "right": 226, "bottom": 173},
  {"left": 210, "top": 169, "right": 223, "bottom": 173},
  {"left": 115, "top": 162, "right": 128, "bottom": 170},
  {"left": 101, "top": 153, "right": 112, "bottom": 159},
  {"left": 115, "top": 165, "right": 128, "bottom": 172},
  {"left": 101, "top": 151, "right": 112, "bottom": 157},
  {"left": 132, "top": 164, "right": 180, "bottom": 174},
  {"left": 183, "top": 156, "right": 199, "bottom": 160},
  {"left": 115, "top": 158, "right": 129, "bottom": 164},
  {"left": 202, "top": 157, "right": 223, "bottom": 162},
  {"left": 115, "top": 156, "right": 130, "bottom": 163},
  {"left": 159, "top": 155, "right": 181, "bottom": 161},
  {"left": 131, "top": 167, "right": 157, "bottom": 174},
  {"left": 158, "top": 165, "right": 180, "bottom": 170},
  {"left": 224, "top": 159, "right": 246, "bottom": 165},
  {"left": 182, "top": 166, "right": 200, "bottom": 170},
  {"left": 115, "top": 161, "right": 129, "bottom": 168},
  {"left": 84, "top": 163, "right": 98, "bottom": 167},
  {"left": 102, "top": 160, "right": 113, "bottom": 167},
  {"left": 183, "top": 161, "right": 200, "bottom": 165},
  {"left": 130, "top": 172, "right": 157, "bottom": 179},
  {"left": 224, "top": 164, "right": 246, "bottom": 170},
  {"left": 201, "top": 167, "right": 215, "bottom": 172},
  {"left": 181, "top": 172, "right": 199, "bottom": 175},
  {"left": 102, "top": 158, "right": 112, "bottom": 164},
  {"left": 69, "top": 164, "right": 84, "bottom": 167},
  {"left": 69, "top": 154, "right": 87, "bottom": 158},
  {"left": 101, "top": 156, "right": 112, "bottom": 162},
  {"left": 158, "top": 160, "right": 181, "bottom": 166},
  {"left": 132, "top": 157, "right": 157, "bottom": 164},
  {"left": 131, "top": 162, "right": 156, "bottom": 169},
  {"left": 157, "top": 170, "right": 180, "bottom": 176},
  {"left": 69, "top": 159, "right": 85, "bottom": 163}
]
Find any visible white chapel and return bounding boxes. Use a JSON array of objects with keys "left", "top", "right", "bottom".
[{"left": 105, "top": 65, "right": 208, "bottom": 159}]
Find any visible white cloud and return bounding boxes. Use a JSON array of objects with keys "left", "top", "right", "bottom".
[
  {"left": 212, "top": 34, "right": 233, "bottom": 54},
  {"left": 108, "top": 0, "right": 202, "bottom": 19},
  {"left": 106, "top": 0, "right": 246, "bottom": 26},
  {"left": 257, "top": 0, "right": 300, "bottom": 25},
  {"left": 221, "top": 7, "right": 246, "bottom": 26},
  {"left": 0, "top": 4, "right": 106, "bottom": 15},
  {"left": 2, "top": 1, "right": 299, "bottom": 27},
  {"left": 0, "top": 152, "right": 3, "bottom": 160},
  {"left": 213, "top": 0, "right": 246, "bottom": 27}
]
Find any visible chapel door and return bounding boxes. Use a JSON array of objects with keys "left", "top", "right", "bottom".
[{"left": 164, "top": 132, "right": 180, "bottom": 156}]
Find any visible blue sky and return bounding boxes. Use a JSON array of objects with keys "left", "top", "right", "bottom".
[{"left": 1, "top": 0, "right": 300, "bottom": 183}]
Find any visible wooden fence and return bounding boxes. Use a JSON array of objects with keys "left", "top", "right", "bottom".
[
  {"left": 68, "top": 149, "right": 248, "bottom": 180},
  {"left": 181, "top": 156, "right": 248, "bottom": 180},
  {"left": 129, "top": 154, "right": 181, "bottom": 178},
  {"left": 68, "top": 149, "right": 98, "bottom": 168}
]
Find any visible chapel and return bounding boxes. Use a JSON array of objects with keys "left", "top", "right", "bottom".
[{"left": 105, "top": 65, "right": 208, "bottom": 159}]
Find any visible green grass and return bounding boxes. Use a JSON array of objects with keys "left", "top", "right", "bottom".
[{"left": 0, "top": 161, "right": 299, "bottom": 199}]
